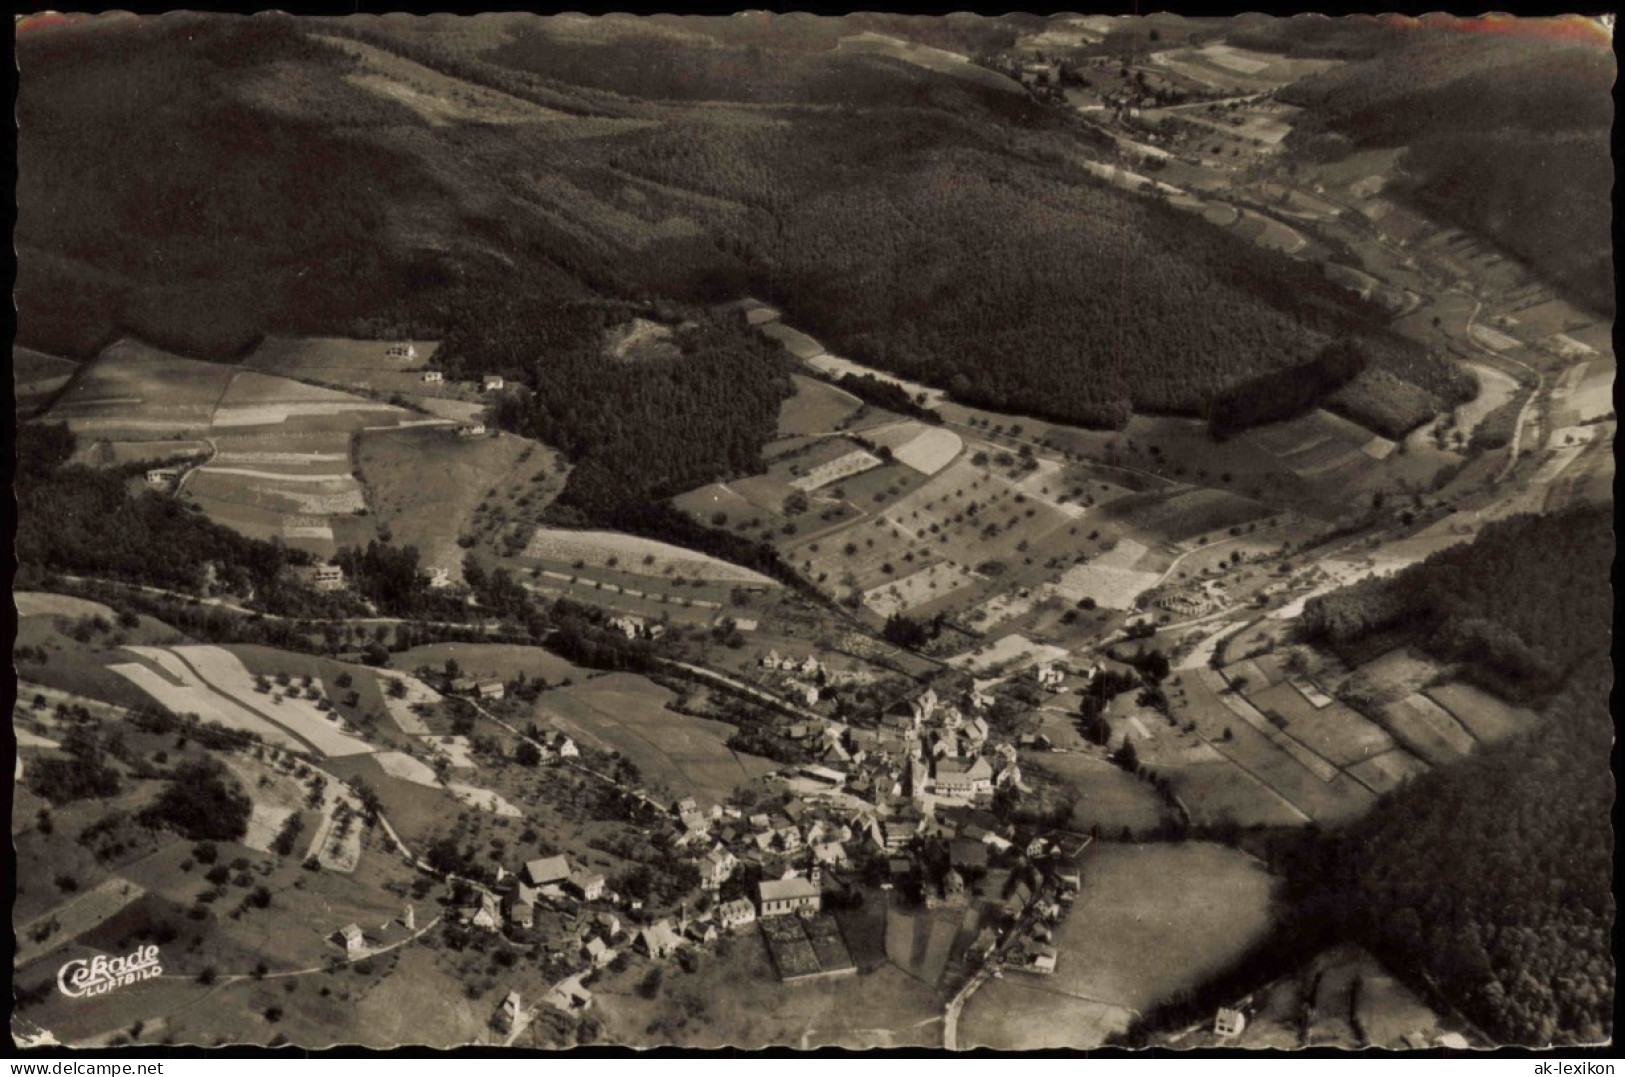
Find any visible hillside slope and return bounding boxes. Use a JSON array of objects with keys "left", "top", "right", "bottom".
[
  {"left": 1276, "top": 20, "right": 1615, "bottom": 316},
  {"left": 19, "top": 11, "right": 1449, "bottom": 433}
]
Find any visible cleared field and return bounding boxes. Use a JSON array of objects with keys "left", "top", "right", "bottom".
[
  {"left": 1241, "top": 209, "right": 1306, "bottom": 253},
  {"left": 358, "top": 423, "right": 565, "bottom": 582},
  {"left": 46, "top": 341, "right": 234, "bottom": 436},
  {"left": 864, "top": 559, "right": 982, "bottom": 618},
  {"left": 371, "top": 671, "right": 438, "bottom": 735},
  {"left": 1248, "top": 684, "right": 1396, "bottom": 768},
  {"left": 15, "top": 592, "right": 118, "bottom": 620},
  {"left": 1346, "top": 748, "right": 1431, "bottom": 796},
  {"left": 1024, "top": 752, "right": 1170, "bottom": 833},
  {"left": 535, "top": 672, "right": 777, "bottom": 805},
  {"left": 241, "top": 334, "right": 459, "bottom": 415},
  {"left": 445, "top": 782, "right": 522, "bottom": 817},
  {"left": 961, "top": 843, "right": 1277, "bottom": 1050},
  {"left": 863, "top": 421, "right": 963, "bottom": 475},
  {"left": 373, "top": 750, "right": 441, "bottom": 786},
  {"left": 522, "top": 528, "right": 775, "bottom": 585},
  {"left": 947, "top": 634, "right": 1067, "bottom": 675},
  {"left": 1469, "top": 323, "right": 1522, "bottom": 353},
  {"left": 799, "top": 350, "right": 946, "bottom": 407},
  {"left": 183, "top": 645, "right": 374, "bottom": 756},
  {"left": 1426, "top": 682, "right": 1539, "bottom": 745},
  {"left": 1342, "top": 647, "right": 1441, "bottom": 705},
  {"left": 109, "top": 655, "right": 308, "bottom": 753},
  {"left": 788, "top": 448, "right": 884, "bottom": 492},
  {"left": 14, "top": 345, "right": 79, "bottom": 384},
  {"left": 1103, "top": 488, "right": 1271, "bottom": 547},
  {"left": 391, "top": 642, "right": 584, "bottom": 686},
  {"left": 778, "top": 374, "right": 862, "bottom": 436},
  {"left": 1380, "top": 693, "right": 1477, "bottom": 767},
  {"left": 885, "top": 903, "right": 962, "bottom": 986},
  {"left": 1454, "top": 361, "right": 1520, "bottom": 436},
  {"left": 1165, "top": 761, "right": 1310, "bottom": 828},
  {"left": 1048, "top": 540, "right": 1162, "bottom": 611},
  {"left": 1181, "top": 671, "right": 1374, "bottom": 824},
  {"left": 1549, "top": 357, "right": 1616, "bottom": 427},
  {"left": 758, "top": 321, "right": 827, "bottom": 361}
]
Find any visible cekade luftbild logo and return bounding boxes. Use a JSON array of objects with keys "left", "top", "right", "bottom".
[{"left": 57, "top": 945, "right": 164, "bottom": 999}]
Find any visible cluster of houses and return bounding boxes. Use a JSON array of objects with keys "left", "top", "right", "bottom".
[
  {"left": 607, "top": 615, "right": 667, "bottom": 642},
  {"left": 411, "top": 359, "right": 507, "bottom": 397},
  {"left": 757, "top": 649, "right": 827, "bottom": 707}
]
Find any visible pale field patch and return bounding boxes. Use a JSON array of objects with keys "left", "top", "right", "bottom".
[
  {"left": 446, "top": 783, "right": 522, "bottom": 817},
  {"left": 522, "top": 528, "right": 776, "bottom": 585},
  {"left": 1381, "top": 693, "right": 1477, "bottom": 767},
  {"left": 15, "top": 592, "right": 118, "bottom": 620},
  {"left": 218, "top": 753, "right": 307, "bottom": 853},
  {"left": 111, "top": 653, "right": 308, "bottom": 752},
  {"left": 372, "top": 671, "right": 439, "bottom": 735},
  {"left": 967, "top": 587, "right": 1043, "bottom": 631},
  {"left": 212, "top": 401, "right": 408, "bottom": 427},
  {"left": 1198, "top": 43, "right": 1270, "bottom": 74},
  {"left": 172, "top": 645, "right": 374, "bottom": 757},
  {"left": 1346, "top": 749, "right": 1432, "bottom": 796},
  {"left": 373, "top": 750, "right": 442, "bottom": 786},
  {"left": 1048, "top": 539, "right": 1161, "bottom": 610},
  {"left": 862, "top": 559, "right": 981, "bottom": 617},
  {"left": 862, "top": 421, "right": 963, "bottom": 475},
  {"left": 421, "top": 735, "right": 477, "bottom": 770},
  {"left": 947, "top": 633, "right": 1068, "bottom": 674},
  {"left": 316, "top": 33, "right": 570, "bottom": 126},
  {"left": 961, "top": 843, "right": 1276, "bottom": 1050},
  {"left": 789, "top": 449, "right": 884, "bottom": 492},
  {"left": 1454, "top": 361, "right": 1520, "bottom": 435},
  {"left": 1469, "top": 323, "right": 1522, "bottom": 353}
]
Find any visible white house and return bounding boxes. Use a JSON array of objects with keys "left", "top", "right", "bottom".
[
  {"left": 568, "top": 870, "right": 606, "bottom": 902},
  {"left": 1214, "top": 1008, "right": 1247, "bottom": 1038},
  {"left": 717, "top": 898, "right": 757, "bottom": 931},
  {"left": 483, "top": 375, "right": 506, "bottom": 392},
  {"left": 699, "top": 846, "right": 738, "bottom": 890},
  {"left": 334, "top": 923, "right": 365, "bottom": 956},
  {"left": 757, "top": 876, "right": 821, "bottom": 917}
]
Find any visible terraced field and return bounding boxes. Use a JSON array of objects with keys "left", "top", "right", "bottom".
[{"left": 1379, "top": 693, "right": 1477, "bottom": 768}]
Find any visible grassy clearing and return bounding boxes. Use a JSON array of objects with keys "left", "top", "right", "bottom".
[
  {"left": 961, "top": 842, "right": 1277, "bottom": 1050},
  {"left": 1247, "top": 683, "right": 1396, "bottom": 769},
  {"left": 358, "top": 424, "right": 566, "bottom": 581},
  {"left": 1378, "top": 693, "right": 1477, "bottom": 767},
  {"left": 1022, "top": 752, "right": 1172, "bottom": 833},
  {"left": 776, "top": 374, "right": 861, "bottom": 436},
  {"left": 535, "top": 672, "right": 777, "bottom": 806},
  {"left": 522, "top": 529, "right": 775, "bottom": 586},
  {"left": 46, "top": 341, "right": 234, "bottom": 436},
  {"left": 1175, "top": 671, "right": 1373, "bottom": 824},
  {"left": 1425, "top": 682, "right": 1538, "bottom": 745},
  {"left": 391, "top": 642, "right": 585, "bottom": 685}
]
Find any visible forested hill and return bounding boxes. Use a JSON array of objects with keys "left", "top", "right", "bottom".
[
  {"left": 1274, "top": 21, "right": 1615, "bottom": 316},
  {"left": 1282, "top": 650, "right": 1613, "bottom": 1046},
  {"left": 1282, "top": 506, "right": 1614, "bottom": 1045},
  {"left": 18, "top": 12, "right": 1449, "bottom": 434},
  {"left": 1299, "top": 506, "right": 1612, "bottom": 702},
  {"left": 435, "top": 298, "right": 793, "bottom": 523}
]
